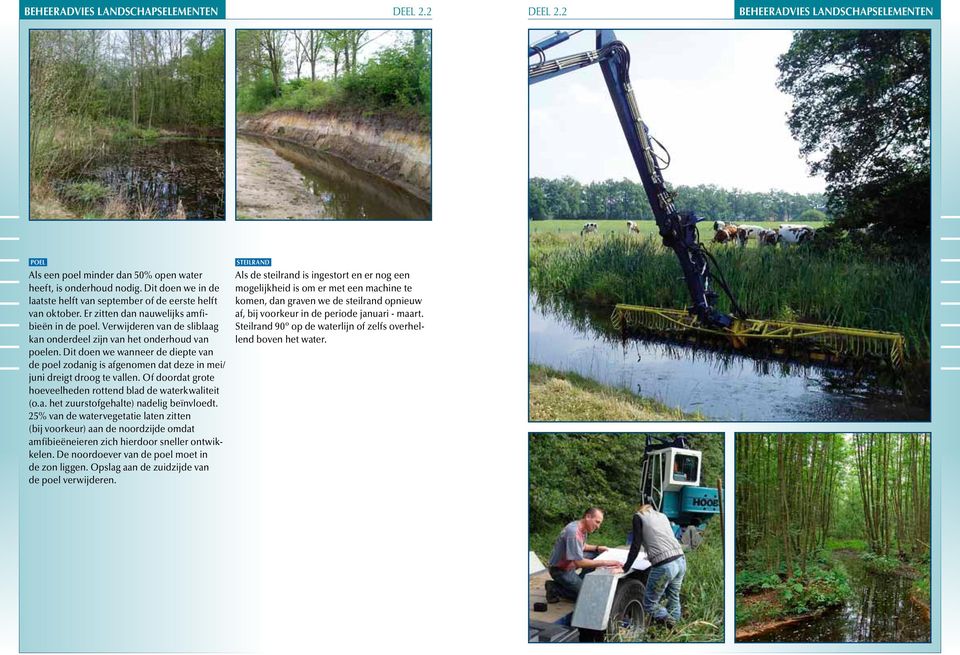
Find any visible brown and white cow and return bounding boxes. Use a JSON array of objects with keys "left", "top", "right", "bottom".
[
  {"left": 736, "top": 224, "right": 764, "bottom": 247},
  {"left": 627, "top": 220, "right": 641, "bottom": 234},
  {"left": 713, "top": 220, "right": 739, "bottom": 244},
  {"left": 758, "top": 228, "right": 779, "bottom": 246}
]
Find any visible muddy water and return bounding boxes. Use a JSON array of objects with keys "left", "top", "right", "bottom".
[
  {"left": 740, "top": 557, "right": 930, "bottom": 643},
  {"left": 61, "top": 138, "right": 224, "bottom": 219},
  {"left": 529, "top": 294, "right": 929, "bottom": 421},
  {"left": 237, "top": 134, "right": 430, "bottom": 219}
]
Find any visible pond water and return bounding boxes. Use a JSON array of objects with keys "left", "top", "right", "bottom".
[
  {"left": 238, "top": 134, "right": 430, "bottom": 219},
  {"left": 529, "top": 293, "right": 929, "bottom": 421},
  {"left": 59, "top": 138, "right": 224, "bottom": 219},
  {"left": 740, "top": 556, "right": 930, "bottom": 643}
]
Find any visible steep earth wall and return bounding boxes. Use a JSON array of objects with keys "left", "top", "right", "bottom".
[{"left": 238, "top": 111, "right": 431, "bottom": 201}]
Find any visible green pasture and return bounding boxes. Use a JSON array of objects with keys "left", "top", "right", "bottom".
[{"left": 529, "top": 219, "right": 828, "bottom": 245}]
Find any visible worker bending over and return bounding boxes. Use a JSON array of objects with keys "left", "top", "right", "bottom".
[
  {"left": 545, "top": 507, "right": 621, "bottom": 602},
  {"left": 623, "top": 503, "right": 686, "bottom": 626}
]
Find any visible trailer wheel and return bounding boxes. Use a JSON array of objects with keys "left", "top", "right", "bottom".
[{"left": 605, "top": 578, "right": 645, "bottom": 641}]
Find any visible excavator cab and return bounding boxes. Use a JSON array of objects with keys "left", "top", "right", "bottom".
[{"left": 639, "top": 440, "right": 719, "bottom": 529}]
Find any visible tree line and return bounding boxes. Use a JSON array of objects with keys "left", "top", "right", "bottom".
[
  {"left": 236, "top": 29, "right": 431, "bottom": 118},
  {"left": 30, "top": 29, "right": 225, "bottom": 133},
  {"left": 529, "top": 177, "right": 825, "bottom": 223},
  {"left": 736, "top": 433, "right": 930, "bottom": 577}
]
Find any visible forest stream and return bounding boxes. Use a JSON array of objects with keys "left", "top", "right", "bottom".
[
  {"left": 739, "top": 554, "right": 930, "bottom": 643},
  {"left": 236, "top": 134, "right": 431, "bottom": 219}
]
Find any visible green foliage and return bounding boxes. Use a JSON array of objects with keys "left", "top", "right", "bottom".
[
  {"left": 182, "top": 31, "right": 226, "bottom": 128},
  {"left": 860, "top": 551, "right": 901, "bottom": 575},
  {"left": 270, "top": 79, "right": 341, "bottom": 113},
  {"left": 529, "top": 433, "right": 650, "bottom": 555},
  {"left": 237, "top": 77, "right": 278, "bottom": 114},
  {"left": 529, "top": 233, "right": 929, "bottom": 360},
  {"left": 30, "top": 30, "right": 224, "bottom": 131},
  {"left": 236, "top": 30, "right": 431, "bottom": 119},
  {"left": 825, "top": 537, "right": 868, "bottom": 552},
  {"left": 61, "top": 181, "right": 110, "bottom": 206},
  {"left": 798, "top": 208, "right": 826, "bottom": 223},
  {"left": 829, "top": 473, "right": 868, "bottom": 541},
  {"left": 779, "top": 567, "right": 851, "bottom": 615},
  {"left": 111, "top": 122, "right": 160, "bottom": 141},
  {"left": 676, "top": 526, "right": 724, "bottom": 642},
  {"left": 735, "top": 570, "right": 782, "bottom": 594},
  {"left": 339, "top": 42, "right": 431, "bottom": 113},
  {"left": 776, "top": 30, "right": 930, "bottom": 238},
  {"left": 736, "top": 562, "right": 851, "bottom": 626}
]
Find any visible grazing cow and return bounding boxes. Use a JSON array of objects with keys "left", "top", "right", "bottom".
[
  {"left": 758, "top": 228, "right": 779, "bottom": 247},
  {"left": 626, "top": 220, "right": 641, "bottom": 234},
  {"left": 581, "top": 222, "right": 599, "bottom": 237},
  {"left": 713, "top": 223, "right": 739, "bottom": 244},
  {"left": 779, "top": 224, "right": 815, "bottom": 245},
  {"left": 736, "top": 224, "right": 764, "bottom": 247}
]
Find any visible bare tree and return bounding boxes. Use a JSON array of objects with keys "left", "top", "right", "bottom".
[
  {"left": 258, "top": 30, "right": 287, "bottom": 97},
  {"left": 291, "top": 30, "right": 306, "bottom": 80},
  {"left": 294, "top": 29, "right": 324, "bottom": 81}
]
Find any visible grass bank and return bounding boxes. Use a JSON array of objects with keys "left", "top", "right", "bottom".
[
  {"left": 530, "top": 232, "right": 929, "bottom": 361},
  {"left": 529, "top": 364, "right": 704, "bottom": 421}
]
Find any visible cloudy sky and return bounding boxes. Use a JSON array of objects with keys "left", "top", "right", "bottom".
[{"left": 529, "top": 29, "right": 825, "bottom": 194}]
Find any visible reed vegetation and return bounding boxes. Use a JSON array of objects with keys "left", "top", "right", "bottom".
[{"left": 530, "top": 233, "right": 929, "bottom": 361}]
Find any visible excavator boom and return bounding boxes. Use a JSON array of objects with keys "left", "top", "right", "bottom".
[
  {"left": 530, "top": 30, "right": 735, "bottom": 328},
  {"left": 529, "top": 30, "right": 907, "bottom": 368}
]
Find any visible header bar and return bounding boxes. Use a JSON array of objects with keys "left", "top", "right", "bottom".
[
  {"left": 735, "top": 0, "right": 939, "bottom": 19},
  {"left": 21, "top": 1, "right": 225, "bottom": 20}
]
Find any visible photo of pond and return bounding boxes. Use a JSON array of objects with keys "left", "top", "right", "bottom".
[{"left": 30, "top": 29, "right": 225, "bottom": 219}]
